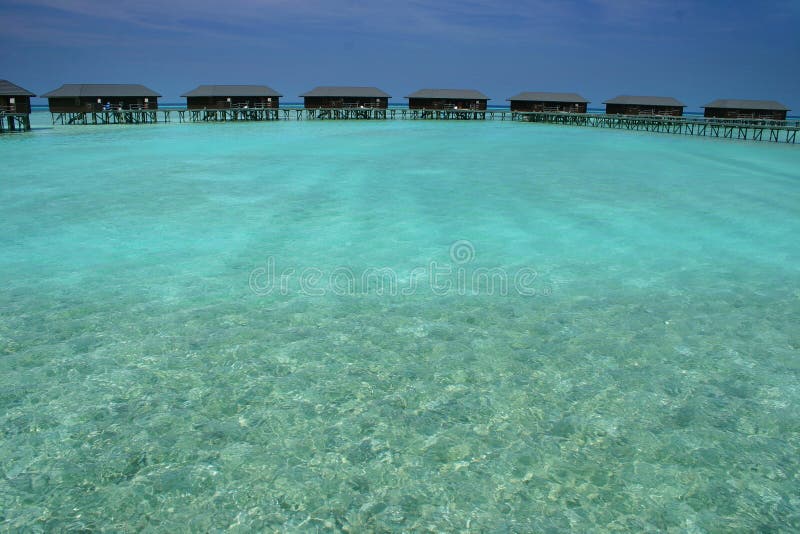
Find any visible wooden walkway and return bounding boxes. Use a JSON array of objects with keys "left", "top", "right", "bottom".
[
  {"left": 43, "top": 108, "right": 800, "bottom": 144},
  {"left": 515, "top": 111, "right": 800, "bottom": 144},
  {"left": 0, "top": 112, "right": 31, "bottom": 132}
]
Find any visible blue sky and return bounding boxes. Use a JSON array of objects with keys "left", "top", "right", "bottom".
[{"left": 1, "top": 0, "right": 798, "bottom": 111}]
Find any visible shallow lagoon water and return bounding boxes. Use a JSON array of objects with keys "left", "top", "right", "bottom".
[{"left": 1, "top": 113, "right": 799, "bottom": 531}]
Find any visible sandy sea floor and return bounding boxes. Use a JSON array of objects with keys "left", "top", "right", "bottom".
[{"left": 1, "top": 114, "right": 799, "bottom": 530}]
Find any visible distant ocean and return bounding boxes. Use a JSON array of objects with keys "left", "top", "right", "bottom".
[{"left": 2, "top": 115, "right": 799, "bottom": 530}]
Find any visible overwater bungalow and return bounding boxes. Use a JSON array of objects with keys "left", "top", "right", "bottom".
[
  {"left": 702, "top": 99, "right": 789, "bottom": 121},
  {"left": 604, "top": 95, "right": 685, "bottom": 116},
  {"left": 0, "top": 80, "right": 35, "bottom": 114},
  {"left": 300, "top": 87, "right": 390, "bottom": 109},
  {"left": 41, "top": 84, "right": 161, "bottom": 112},
  {"left": 508, "top": 92, "right": 589, "bottom": 113},
  {"left": 182, "top": 85, "right": 281, "bottom": 109},
  {"left": 0, "top": 80, "right": 35, "bottom": 131},
  {"left": 406, "top": 89, "right": 489, "bottom": 110}
]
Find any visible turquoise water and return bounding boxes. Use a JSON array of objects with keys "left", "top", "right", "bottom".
[{"left": 2, "top": 113, "right": 799, "bottom": 531}]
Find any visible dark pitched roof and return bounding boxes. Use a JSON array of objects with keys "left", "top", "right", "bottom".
[
  {"left": 507, "top": 91, "right": 589, "bottom": 103},
  {"left": 0, "top": 80, "right": 35, "bottom": 97},
  {"left": 702, "top": 99, "right": 789, "bottom": 111},
  {"left": 406, "top": 89, "right": 489, "bottom": 100},
  {"left": 181, "top": 84, "right": 282, "bottom": 98},
  {"left": 40, "top": 84, "right": 161, "bottom": 98},
  {"left": 300, "top": 86, "right": 390, "bottom": 98},
  {"left": 603, "top": 95, "right": 685, "bottom": 107}
]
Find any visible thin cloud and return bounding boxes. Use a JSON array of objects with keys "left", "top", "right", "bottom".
[
  {"left": 4, "top": 0, "right": 584, "bottom": 45},
  {"left": 3, "top": 0, "right": 795, "bottom": 54}
]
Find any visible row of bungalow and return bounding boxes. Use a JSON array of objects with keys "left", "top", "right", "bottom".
[{"left": 1, "top": 80, "right": 793, "bottom": 121}]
